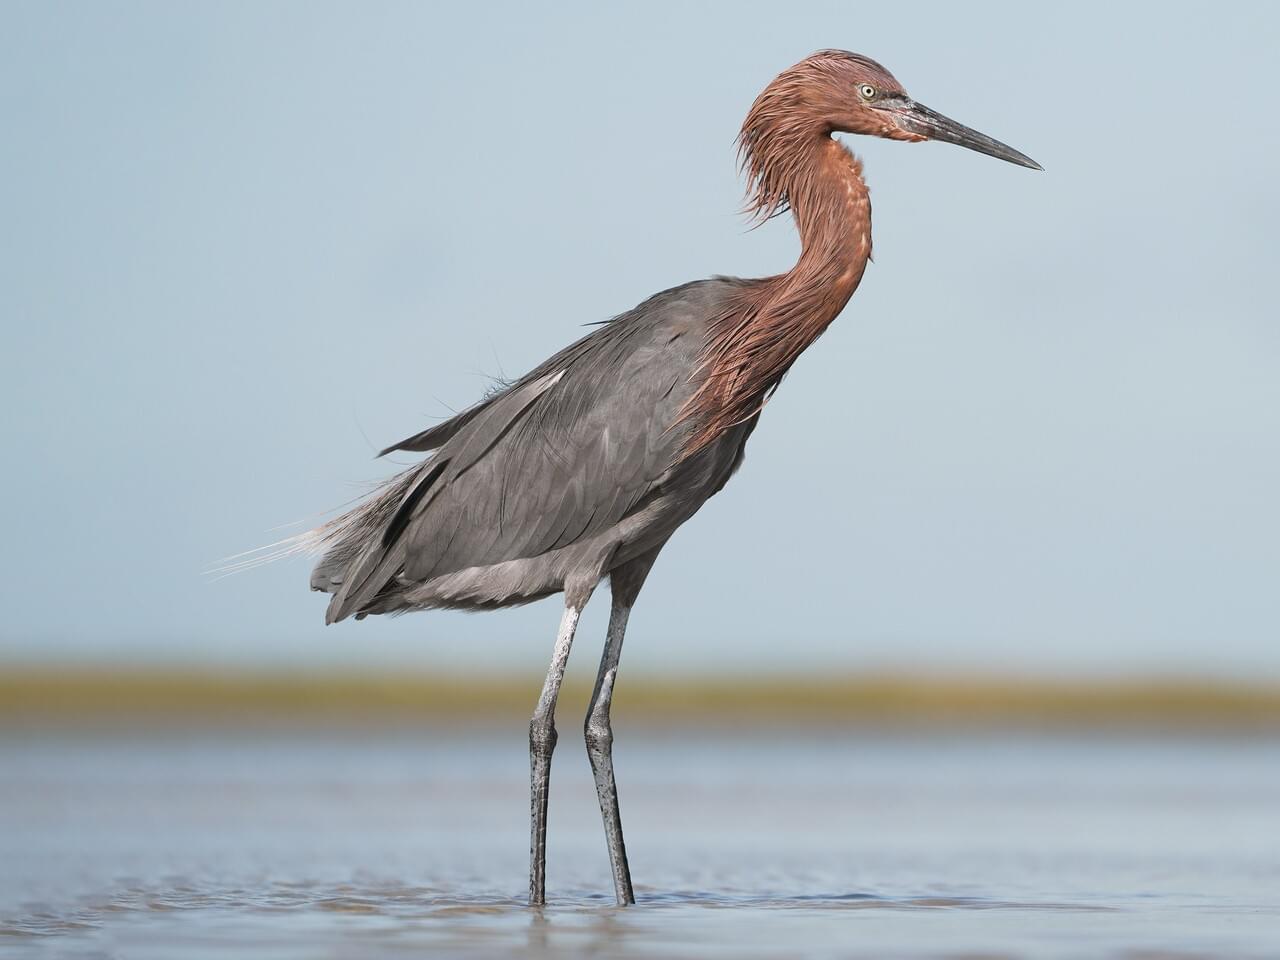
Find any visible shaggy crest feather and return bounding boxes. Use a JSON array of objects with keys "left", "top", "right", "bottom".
[{"left": 679, "top": 50, "right": 902, "bottom": 457}]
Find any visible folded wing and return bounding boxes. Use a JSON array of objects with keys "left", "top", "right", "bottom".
[{"left": 317, "top": 280, "right": 728, "bottom": 623}]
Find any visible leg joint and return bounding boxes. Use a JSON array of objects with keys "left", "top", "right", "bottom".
[
  {"left": 529, "top": 716, "right": 558, "bottom": 756},
  {"left": 584, "top": 717, "right": 612, "bottom": 753}
]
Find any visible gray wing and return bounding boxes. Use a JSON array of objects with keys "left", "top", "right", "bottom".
[{"left": 321, "top": 280, "right": 729, "bottom": 623}]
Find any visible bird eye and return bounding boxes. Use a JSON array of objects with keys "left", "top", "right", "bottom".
[{"left": 858, "top": 83, "right": 877, "bottom": 101}]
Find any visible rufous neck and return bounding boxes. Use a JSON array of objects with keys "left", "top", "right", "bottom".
[
  {"left": 781, "top": 136, "right": 872, "bottom": 311},
  {"left": 677, "top": 135, "right": 874, "bottom": 458}
]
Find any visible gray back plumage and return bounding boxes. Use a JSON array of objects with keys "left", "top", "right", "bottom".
[{"left": 312, "top": 277, "right": 756, "bottom": 623}]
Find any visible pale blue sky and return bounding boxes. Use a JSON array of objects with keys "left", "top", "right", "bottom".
[{"left": 2, "top": 1, "right": 1276, "bottom": 676}]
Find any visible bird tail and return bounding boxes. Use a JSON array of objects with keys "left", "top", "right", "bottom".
[
  {"left": 206, "top": 464, "right": 420, "bottom": 588},
  {"left": 307, "top": 464, "right": 421, "bottom": 596}
]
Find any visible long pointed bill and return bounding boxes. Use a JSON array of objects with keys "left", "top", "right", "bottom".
[{"left": 895, "top": 100, "right": 1042, "bottom": 170}]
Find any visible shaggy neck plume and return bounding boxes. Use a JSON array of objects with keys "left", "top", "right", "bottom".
[{"left": 681, "top": 121, "right": 873, "bottom": 457}]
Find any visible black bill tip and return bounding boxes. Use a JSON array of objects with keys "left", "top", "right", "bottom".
[{"left": 896, "top": 99, "right": 1042, "bottom": 171}]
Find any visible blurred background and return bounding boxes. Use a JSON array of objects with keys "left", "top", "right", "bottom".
[
  {"left": 1, "top": 3, "right": 1278, "bottom": 955},
  {"left": 2, "top": 1, "right": 1278, "bottom": 692}
]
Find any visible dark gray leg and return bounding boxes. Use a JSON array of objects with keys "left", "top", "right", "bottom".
[
  {"left": 584, "top": 550, "right": 659, "bottom": 906},
  {"left": 529, "top": 601, "right": 583, "bottom": 906},
  {"left": 585, "top": 599, "right": 635, "bottom": 905}
]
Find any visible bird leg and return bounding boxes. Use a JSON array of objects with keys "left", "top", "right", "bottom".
[
  {"left": 584, "top": 597, "right": 635, "bottom": 905},
  {"left": 583, "top": 548, "right": 658, "bottom": 906},
  {"left": 529, "top": 601, "right": 583, "bottom": 906}
]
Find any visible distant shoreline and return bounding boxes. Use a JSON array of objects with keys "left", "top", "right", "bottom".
[{"left": 3, "top": 667, "right": 1278, "bottom": 733}]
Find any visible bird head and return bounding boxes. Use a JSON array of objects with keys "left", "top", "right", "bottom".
[{"left": 754, "top": 49, "right": 1042, "bottom": 170}]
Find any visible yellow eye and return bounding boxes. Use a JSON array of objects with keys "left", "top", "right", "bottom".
[{"left": 858, "top": 83, "right": 877, "bottom": 101}]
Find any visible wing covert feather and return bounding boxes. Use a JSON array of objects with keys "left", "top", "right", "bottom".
[{"left": 324, "top": 277, "right": 739, "bottom": 622}]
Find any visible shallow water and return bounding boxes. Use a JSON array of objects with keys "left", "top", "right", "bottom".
[{"left": 2, "top": 730, "right": 1277, "bottom": 958}]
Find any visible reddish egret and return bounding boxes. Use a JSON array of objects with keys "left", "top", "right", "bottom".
[{"left": 309, "top": 50, "right": 1040, "bottom": 906}]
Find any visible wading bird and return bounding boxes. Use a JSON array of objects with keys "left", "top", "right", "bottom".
[{"left": 309, "top": 50, "right": 1040, "bottom": 906}]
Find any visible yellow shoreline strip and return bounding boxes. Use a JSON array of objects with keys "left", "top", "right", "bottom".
[{"left": 2, "top": 668, "right": 1279, "bottom": 731}]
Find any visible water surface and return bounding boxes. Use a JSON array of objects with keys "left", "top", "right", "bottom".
[{"left": 2, "top": 731, "right": 1277, "bottom": 958}]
